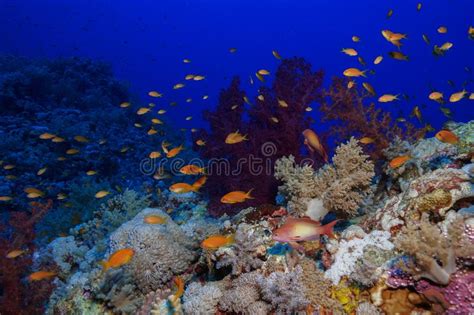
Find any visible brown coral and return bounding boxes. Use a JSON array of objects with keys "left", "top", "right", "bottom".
[
  {"left": 394, "top": 215, "right": 474, "bottom": 285},
  {"left": 275, "top": 137, "right": 374, "bottom": 218}
]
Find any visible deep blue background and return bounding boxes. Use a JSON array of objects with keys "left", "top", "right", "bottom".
[{"left": 1, "top": 0, "right": 473, "bottom": 133}]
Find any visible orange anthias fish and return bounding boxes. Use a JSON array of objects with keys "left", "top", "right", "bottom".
[
  {"left": 6, "top": 249, "right": 26, "bottom": 259},
  {"left": 180, "top": 164, "right": 206, "bottom": 175},
  {"left": 172, "top": 276, "right": 185, "bottom": 303},
  {"left": 302, "top": 129, "right": 328, "bottom": 162},
  {"left": 28, "top": 271, "right": 57, "bottom": 281},
  {"left": 201, "top": 234, "right": 235, "bottom": 250},
  {"left": 225, "top": 130, "right": 248, "bottom": 144},
  {"left": 389, "top": 155, "right": 411, "bottom": 169},
  {"left": 435, "top": 130, "right": 459, "bottom": 144},
  {"left": 221, "top": 189, "right": 254, "bottom": 204},
  {"left": 166, "top": 145, "right": 184, "bottom": 158},
  {"left": 100, "top": 248, "right": 135, "bottom": 271},
  {"left": 144, "top": 214, "right": 167, "bottom": 224},
  {"left": 272, "top": 217, "right": 340, "bottom": 243},
  {"left": 169, "top": 176, "right": 207, "bottom": 194}
]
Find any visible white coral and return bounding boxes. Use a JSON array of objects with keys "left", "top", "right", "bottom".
[
  {"left": 324, "top": 230, "right": 394, "bottom": 285},
  {"left": 182, "top": 282, "right": 223, "bottom": 315}
]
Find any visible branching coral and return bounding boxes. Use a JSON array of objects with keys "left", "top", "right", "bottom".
[
  {"left": 193, "top": 58, "right": 323, "bottom": 216},
  {"left": 182, "top": 282, "right": 223, "bottom": 315},
  {"left": 258, "top": 266, "right": 310, "bottom": 314},
  {"left": 394, "top": 215, "right": 474, "bottom": 285},
  {"left": 275, "top": 137, "right": 374, "bottom": 218},
  {"left": 215, "top": 222, "right": 271, "bottom": 275},
  {"left": 107, "top": 208, "right": 197, "bottom": 292},
  {"left": 320, "top": 77, "right": 424, "bottom": 162}
]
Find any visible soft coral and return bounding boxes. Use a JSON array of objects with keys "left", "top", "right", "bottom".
[
  {"left": 0, "top": 200, "right": 54, "bottom": 315},
  {"left": 194, "top": 58, "right": 324, "bottom": 216}
]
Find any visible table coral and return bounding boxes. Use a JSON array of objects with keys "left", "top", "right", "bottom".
[{"left": 275, "top": 137, "right": 374, "bottom": 219}]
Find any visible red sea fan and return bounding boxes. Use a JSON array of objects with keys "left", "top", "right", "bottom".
[
  {"left": 320, "top": 77, "right": 425, "bottom": 162},
  {"left": 0, "top": 200, "right": 54, "bottom": 315},
  {"left": 194, "top": 58, "right": 324, "bottom": 216}
]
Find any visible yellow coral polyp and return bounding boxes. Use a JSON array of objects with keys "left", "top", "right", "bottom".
[{"left": 331, "top": 278, "right": 362, "bottom": 314}]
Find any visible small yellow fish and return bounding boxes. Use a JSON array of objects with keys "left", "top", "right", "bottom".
[
  {"left": 167, "top": 145, "right": 184, "bottom": 158},
  {"left": 435, "top": 130, "right": 459, "bottom": 144},
  {"left": 185, "top": 74, "right": 195, "bottom": 80},
  {"left": 95, "top": 190, "right": 110, "bottom": 199},
  {"left": 149, "top": 151, "right": 161, "bottom": 159},
  {"left": 272, "top": 50, "right": 282, "bottom": 60},
  {"left": 469, "top": 26, "right": 474, "bottom": 40},
  {"left": 255, "top": 72, "right": 265, "bottom": 82},
  {"left": 173, "top": 83, "right": 185, "bottom": 89},
  {"left": 373, "top": 56, "right": 383, "bottom": 65},
  {"left": 151, "top": 118, "right": 163, "bottom": 124},
  {"left": 6, "top": 249, "right": 26, "bottom": 259},
  {"left": 183, "top": 59, "right": 191, "bottom": 63},
  {"left": 101, "top": 248, "right": 134, "bottom": 271},
  {"left": 27, "top": 192, "right": 43, "bottom": 199},
  {"left": 157, "top": 109, "right": 166, "bottom": 114},
  {"left": 429, "top": 92, "right": 443, "bottom": 101},
  {"left": 362, "top": 82, "right": 376, "bottom": 95},
  {"left": 417, "top": 3, "right": 422, "bottom": 11},
  {"left": 387, "top": 9, "right": 393, "bottom": 18},
  {"left": 196, "top": 139, "right": 206, "bottom": 146},
  {"left": 148, "top": 128, "right": 158, "bottom": 135},
  {"left": 120, "top": 102, "right": 130, "bottom": 108},
  {"left": 148, "top": 91, "right": 163, "bottom": 98},
  {"left": 257, "top": 95, "right": 264, "bottom": 101},
  {"left": 243, "top": 96, "right": 251, "bottom": 105},
  {"left": 305, "top": 107, "right": 313, "bottom": 112},
  {"left": 39, "top": 133, "right": 56, "bottom": 140},
  {"left": 389, "top": 51, "right": 409, "bottom": 61},
  {"left": 202, "top": 95, "right": 209, "bottom": 100},
  {"left": 137, "top": 107, "right": 151, "bottom": 115},
  {"left": 3, "top": 164, "right": 15, "bottom": 170},
  {"left": 352, "top": 35, "right": 360, "bottom": 42},
  {"left": 193, "top": 75, "right": 205, "bottom": 81},
  {"left": 359, "top": 137, "right": 375, "bottom": 144},
  {"left": 347, "top": 80, "right": 355, "bottom": 89},
  {"left": 258, "top": 69, "right": 270, "bottom": 76},
  {"left": 278, "top": 99, "right": 289, "bottom": 107},
  {"left": 0, "top": 196, "right": 12, "bottom": 201},
  {"left": 52, "top": 136, "right": 65, "bottom": 143},
  {"left": 66, "top": 148, "right": 79, "bottom": 155},
  {"left": 24, "top": 187, "right": 44, "bottom": 195},
  {"left": 28, "top": 271, "right": 57, "bottom": 281},
  {"left": 411, "top": 106, "right": 422, "bottom": 122},
  {"left": 343, "top": 68, "right": 366, "bottom": 77},
  {"left": 389, "top": 155, "right": 411, "bottom": 168},
  {"left": 180, "top": 164, "right": 206, "bottom": 175},
  {"left": 378, "top": 94, "right": 399, "bottom": 103},
  {"left": 270, "top": 116, "right": 279, "bottom": 123},
  {"left": 134, "top": 123, "right": 143, "bottom": 128},
  {"left": 358, "top": 56, "right": 366, "bottom": 66},
  {"left": 225, "top": 131, "right": 248, "bottom": 144},
  {"left": 437, "top": 26, "right": 448, "bottom": 34},
  {"left": 148, "top": 103, "right": 155, "bottom": 107},
  {"left": 74, "top": 135, "right": 89, "bottom": 143},
  {"left": 449, "top": 90, "right": 467, "bottom": 103},
  {"left": 341, "top": 48, "right": 358, "bottom": 56},
  {"left": 201, "top": 234, "right": 235, "bottom": 250},
  {"left": 37, "top": 167, "right": 47, "bottom": 176},
  {"left": 439, "top": 42, "right": 453, "bottom": 51},
  {"left": 144, "top": 215, "right": 167, "bottom": 224},
  {"left": 86, "top": 170, "right": 97, "bottom": 176}
]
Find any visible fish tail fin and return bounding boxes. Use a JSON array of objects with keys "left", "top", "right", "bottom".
[
  {"left": 246, "top": 188, "right": 254, "bottom": 199},
  {"left": 226, "top": 233, "right": 235, "bottom": 244},
  {"left": 361, "top": 70, "right": 367, "bottom": 77},
  {"left": 323, "top": 219, "right": 341, "bottom": 239},
  {"left": 100, "top": 261, "right": 109, "bottom": 271},
  {"left": 243, "top": 134, "right": 249, "bottom": 141}
]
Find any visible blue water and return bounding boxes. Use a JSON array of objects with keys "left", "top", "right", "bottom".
[{"left": 1, "top": 0, "right": 473, "bottom": 131}]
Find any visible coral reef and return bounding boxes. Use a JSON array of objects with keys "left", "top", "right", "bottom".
[
  {"left": 275, "top": 137, "right": 374, "bottom": 219},
  {"left": 193, "top": 58, "right": 323, "bottom": 216}
]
